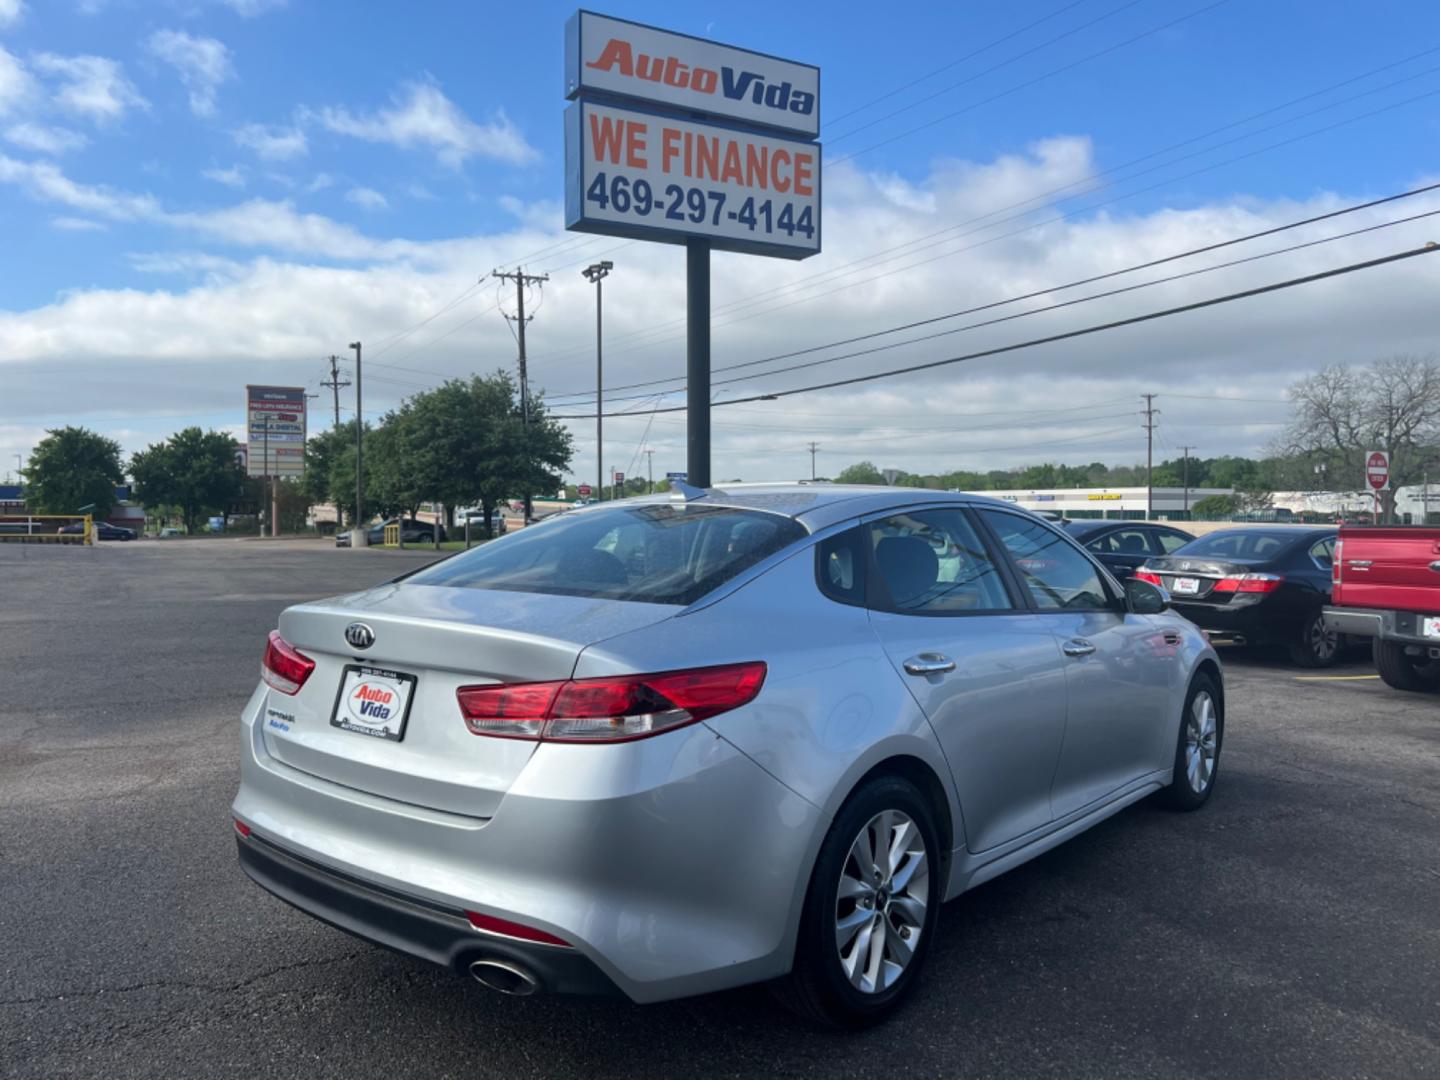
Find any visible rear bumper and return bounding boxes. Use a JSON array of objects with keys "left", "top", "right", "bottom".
[
  {"left": 236, "top": 830, "right": 621, "bottom": 996},
  {"left": 1171, "top": 600, "right": 1274, "bottom": 642},
  {"left": 1324, "top": 605, "right": 1440, "bottom": 647},
  {"left": 231, "top": 686, "right": 823, "bottom": 1003}
]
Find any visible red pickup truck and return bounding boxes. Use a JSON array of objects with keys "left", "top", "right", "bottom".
[{"left": 1323, "top": 525, "right": 1440, "bottom": 692}]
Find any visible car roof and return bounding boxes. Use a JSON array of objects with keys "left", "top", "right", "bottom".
[{"left": 602, "top": 483, "right": 1030, "bottom": 532}]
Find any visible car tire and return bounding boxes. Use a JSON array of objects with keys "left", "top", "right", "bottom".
[
  {"left": 1373, "top": 639, "right": 1440, "bottom": 693},
  {"left": 773, "top": 774, "right": 941, "bottom": 1029},
  {"left": 1288, "top": 613, "right": 1340, "bottom": 668},
  {"left": 1161, "top": 673, "right": 1223, "bottom": 811}
]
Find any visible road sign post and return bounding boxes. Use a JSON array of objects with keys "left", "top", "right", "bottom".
[{"left": 1366, "top": 449, "right": 1390, "bottom": 522}]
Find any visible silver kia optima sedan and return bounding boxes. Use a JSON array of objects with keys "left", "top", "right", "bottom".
[{"left": 233, "top": 484, "right": 1223, "bottom": 1027}]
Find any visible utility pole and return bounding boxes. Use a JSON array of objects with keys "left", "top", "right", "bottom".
[
  {"left": 582, "top": 261, "right": 613, "bottom": 507},
  {"left": 645, "top": 447, "right": 654, "bottom": 492},
  {"left": 494, "top": 267, "right": 549, "bottom": 521},
  {"left": 349, "top": 340, "right": 363, "bottom": 539},
  {"left": 1180, "top": 445, "right": 1196, "bottom": 515},
  {"left": 321, "top": 355, "right": 350, "bottom": 428},
  {"left": 806, "top": 441, "right": 819, "bottom": 481},
  {"left": 1142, "top": 394, "right": 1159, "bottom": 520}
]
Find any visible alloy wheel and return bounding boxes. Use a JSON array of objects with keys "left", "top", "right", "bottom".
[
  {"left": 1185, "top": 691, "right": 1219, "bottom": 795},
  {"left": 834, "top": 810, "right": 929, "bottom": 994},
  {"left": 1308, "top": 618, "right": 1338, "bottom": 661}
]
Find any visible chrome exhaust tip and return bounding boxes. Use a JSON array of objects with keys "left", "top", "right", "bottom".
[{"left": 469, "top": 958, "right": 541, "bottom": 996}]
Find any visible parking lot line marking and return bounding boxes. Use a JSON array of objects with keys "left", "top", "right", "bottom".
[{"left": 1293, "top": 674, "right": 1381, "bottom": 681}]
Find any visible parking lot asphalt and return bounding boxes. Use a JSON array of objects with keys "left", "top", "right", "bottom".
[{"left": 2, "top": 539, "right": 1437, "bottom": 1079}]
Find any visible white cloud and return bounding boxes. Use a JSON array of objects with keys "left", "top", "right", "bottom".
[
  {"left": 0, "top": 45, "right": 35, "bottom": 117},
  {"left": 201, "top": 164, "right": 245, "bottom": 188},
  {"left": 0, "top": 0, "right": 23, "bottom": 29},
  {"left": 233, "top": 121, "right": 306, "bottom": 161},
  {"left": 146, "top": 30, "right": 234, "bottom": 118},
  {"left": 33, "top": 52, "right": 147, "bottom": 122},
  {"left": 51, "top": 215, "right": 105, "bottom": 231},
  {"left": 0, "top": 152, "right": 158, "bottom": 218},
  {"left": 4, "top": 121, "right": 85, "bottom": 154},
  {"left": 314, "top": 79, "right": 536, "bottom": 168},
  {"left": 345, "top": 185, "right": 386, "bottom": 210},
  {"left": 2, "top": 143, "right": 1438, "bottom": 481}
]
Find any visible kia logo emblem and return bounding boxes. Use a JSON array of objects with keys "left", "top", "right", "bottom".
[{"left": 344, "top": 622, "right": 375, "bottom": 650}]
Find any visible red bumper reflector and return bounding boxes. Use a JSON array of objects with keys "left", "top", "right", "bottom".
[
  {"left": 233, "top": 818, "right": 251, "bottom": 838},
  {"left": 465, "top": 910, "right": 572, "bottom": 948}
]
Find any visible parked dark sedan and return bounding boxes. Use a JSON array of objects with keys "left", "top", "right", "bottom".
[
  {"left": 1137, "top": 526, "right": 1339, "bottom": 667},
  {"left": 334, "top": 518, "right": 447, "bottom": 547},
  {"left": 1064, "top": 520, "right": 1195, "bottom": 581},
  {"left": 59, "top": 521, "right": 135, "bottom": 541}
]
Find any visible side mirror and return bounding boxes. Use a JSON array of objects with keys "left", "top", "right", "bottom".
[{"left": 1125, "top": 577, "right": 1170, "bottom": 615}]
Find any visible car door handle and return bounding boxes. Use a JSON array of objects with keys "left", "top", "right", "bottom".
[
  {"left": 1062, "top": 638, "right": 1096, "bottom": 658},
  {"left": 903, "top": 653, "right": 956, "bottom": 676}
]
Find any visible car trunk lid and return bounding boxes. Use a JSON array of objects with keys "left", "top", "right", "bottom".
[
  {"left": 1332, "top": 526, "right": 1440, "bottom": 613},
  {"left": 260, "top": 583, "right": 680, "bottom": 817},
  {"left": 1145, "top": 555, "right": 1269, "bottom": 601}
]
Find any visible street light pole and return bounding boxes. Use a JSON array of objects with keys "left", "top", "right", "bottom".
[
  {"left": 582, "top": 261, "right": 613, "bottom": 505},
  {"left": 349, "top": 340, "right": 362, "bottom": 540}
]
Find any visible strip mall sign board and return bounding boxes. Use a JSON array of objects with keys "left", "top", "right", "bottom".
[
  {"left": 245, "top": 385, "right": 306, "bottom": 478},
  {"left": 566, "top": 11, "right": 819, "bottom": 138},
  {"left": 565, "top": 99, "right": 819, "bottom": 258}
]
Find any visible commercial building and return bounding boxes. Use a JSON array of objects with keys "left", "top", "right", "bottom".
[{"left": 985, "top": 487, "right": 1234, "bottom": 520}]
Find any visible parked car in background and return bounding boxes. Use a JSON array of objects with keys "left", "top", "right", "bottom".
[
  {"left": 1323, "top": 525, "right": 1440, "bottom": 692},
  {"left": 462, "top": 510, "right": 507, "bottom": 536},
  {"left": 1064, "top": 521, "right": 1195, "bottom": 582},
  {"left": 59, "top": 521, "right": 135, "bottom": 541},
  {"left": 235, "top": 486, "right": 1222, "bottom": 1027},
  {"left": 333, "top": 518, "right": 448, "bottom": 548},
  {"left": 158, "top": 527, "right": 184, "bottom": 538},
  {"left": 1137, "top": 525, "right": 1339, "bottom": 666}
]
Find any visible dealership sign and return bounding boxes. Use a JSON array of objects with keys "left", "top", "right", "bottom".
[
  {"left": 246, "top": 385, "right": 307, "bottom": 478},
  {"left": 566, "top": 100, "right": 818, "bottom": 257},
  {"left": 566, "top": 11, "right": 819, "bottom": 138},
  {"left": 565, "top": 11, "right": 820, "bottom": 261}
]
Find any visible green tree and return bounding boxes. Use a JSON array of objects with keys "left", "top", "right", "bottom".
[
  {"left": 1190, "top": 494, "right": 1238, "bottom": 519},
  {"left": 835, "top": 461, "right": 884, "bottom": 484},
  {"left": 130, "top": 427, "right": 244, "bottom": 534},
  {"left": 22, "top": 426, "right": 125, "bottom": 516}
]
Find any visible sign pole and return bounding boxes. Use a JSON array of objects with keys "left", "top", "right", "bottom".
[{"left": 687, "top": 238, "right": 711, "bottom": 488}]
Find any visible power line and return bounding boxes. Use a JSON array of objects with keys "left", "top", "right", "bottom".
[
  {"left": 320, "top": 354, "right": 351, "bottom": 428},
  {"left": 549, "top": 243, "right": 1440, "bottom": 420},
  {"left": 826, "top": 0, "right": 1232, "bottom": 166},
  {"left": 533, "top": 52, "right": 1440, "bottom": 369},
  {"left": 547, "top": 192, "right": 1440, "bottom": 406}
]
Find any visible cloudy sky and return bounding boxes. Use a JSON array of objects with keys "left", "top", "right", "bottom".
[{"left": 1, "top": 0, "right": 1439, "bottom": 486}]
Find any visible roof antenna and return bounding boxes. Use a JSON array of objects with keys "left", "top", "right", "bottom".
[{"left": 669, "top": 479, "right": 709, "bottom": 504}]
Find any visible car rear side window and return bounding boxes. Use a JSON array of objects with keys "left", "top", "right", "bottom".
[
  {"left": 816, "top": 526, "right": 867, "bottom": 606},
  {"left": 1087, "top": 528, "right": 1152, "bottom": 555},
  {"left": 1155, "top": 530, "right": 1191, "bottom": 554},
  {"left": 409, "top": 504, "right": 806, "bottom": 605},
  {"left": 866, "top": 510, "right": 1013, "bottom": 614},
  {"left": 977, "top": 510, "right": 1110, "bottom": 611}
]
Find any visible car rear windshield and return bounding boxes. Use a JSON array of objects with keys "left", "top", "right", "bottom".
[
  {"left": 1175, "top": 530, "right": 1308, "bottom": 560},
  {"left": 408, "top": 503, "right": 808, "bottom": 605}
]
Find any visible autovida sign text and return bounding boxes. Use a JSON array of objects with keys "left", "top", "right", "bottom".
[{"left": 564, "top": 10, "right": 820, "bottom": 261}]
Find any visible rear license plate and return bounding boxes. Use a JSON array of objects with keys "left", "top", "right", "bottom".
[
  {"left": 1173, "top": 577, "right": 1201, "bottom": 595},
  {"left": 1423, "top": 617, "right": 1440, "bottom": 639},
  {"left": 331, "top": 664, "right": 417, "bottom": 742}
]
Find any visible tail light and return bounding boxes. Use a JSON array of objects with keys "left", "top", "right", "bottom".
[
  {"left": 1332, "top": 539, "right": 1343, "bottom": 585},
  {"left": 457, "top": 662, "right": 767, "bottom": 743},
  {"left": 1212, "top": 573, "right": 1284, "bottom": 594},
  {"left": 1134, "top": 569, "right": 1164, "bottom": 586},
  {"left": 262, "top": 630, "right": 315, "bottom": 694}
]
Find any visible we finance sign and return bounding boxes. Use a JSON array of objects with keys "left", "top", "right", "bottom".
[
  {"left": 566, "top": 101, "right": 818, "bottom": 257},
  {"left": 566, "top": 11, "right": 819, "bottom": 138}
]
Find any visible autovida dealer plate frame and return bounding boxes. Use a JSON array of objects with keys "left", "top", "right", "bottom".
[{"left": 330, "top": 664, "right": 418, "bottom": 743}]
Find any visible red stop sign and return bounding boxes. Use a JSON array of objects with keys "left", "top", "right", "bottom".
[{"left": 1366, "top": 450, "right": 1389, "bottom": 490}]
